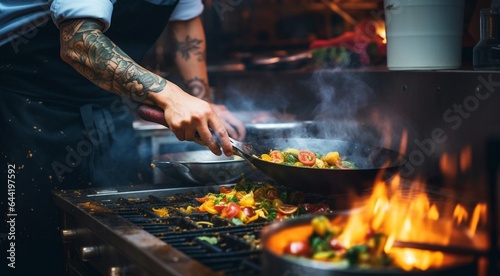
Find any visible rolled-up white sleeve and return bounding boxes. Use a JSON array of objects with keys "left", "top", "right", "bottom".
[
  {"left": 50, "top": 0, "right": 115, "bottom": 31},
  {"left": 170, "top": 0, "right": 203, "bottom": 21}
]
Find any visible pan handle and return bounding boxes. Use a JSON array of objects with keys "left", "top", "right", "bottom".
[
  {"left": 137, "top": 105, "right": 169, "bottom": 127},
  {"left": 137, "top": 105, "right": 207, "bottom": 147}
]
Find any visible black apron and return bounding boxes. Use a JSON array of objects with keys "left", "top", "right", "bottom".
[{"left": 0, "top": 1, "right": 178, "bottom": 275}]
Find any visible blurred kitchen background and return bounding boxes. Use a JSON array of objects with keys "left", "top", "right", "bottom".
[
  {"left": 142, "top": 0, "right": 487, "bottom": 74},
  {"left": 133, "top": 0, "right": 500, "bottom": 199}
]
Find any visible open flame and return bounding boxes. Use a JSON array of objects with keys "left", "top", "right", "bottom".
[
  {"left": 373, "top": 20, "right": 387, "bottom": 44},
  {"left": 332, "top": 143, "right": 488, "bottom": 271}
]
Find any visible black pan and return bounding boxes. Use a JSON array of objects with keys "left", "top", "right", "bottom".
[
  {"left": 229, "top": 137, "right": 406, "bottom": 195},
  {"left": 138, "top": 105, "right": 407, "bottom": 195}
]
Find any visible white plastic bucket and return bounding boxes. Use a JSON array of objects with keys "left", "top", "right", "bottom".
[{"left": 384, "top": 0, "right": 465, "bottom": 70}]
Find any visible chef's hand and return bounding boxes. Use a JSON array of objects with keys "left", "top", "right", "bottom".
[
  {"left": 155, "top": 83, "right": 233, "bottom": 156},
  {"left": 210, "top": 104, "right": 246, "bottom": 141}
]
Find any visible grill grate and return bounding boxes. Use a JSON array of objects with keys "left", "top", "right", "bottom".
[
  {"left": 93, "top": 184, "right": 340, "bottom": 275},
  {"left": 101, "top": 193, "right": 267, "bottom": 275}
]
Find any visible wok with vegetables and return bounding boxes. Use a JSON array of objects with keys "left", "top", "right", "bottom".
[
  {"left": 278, "top": 215, "right": 392, "bottom": 268},
  {"left": 261, "top": 213, "right": 398, "bottom": 276},
  {"left": 235, "top": 138, "right": 406, "bottom": 195},
  {"left": 261, "top": 214, "right": 473, "bottom": 276},
  {"left": 136, "top": 106, "right": 405, "bottom": 195},
  {"left": 260, "top": 148, "right": 356, "bottom": 169}
]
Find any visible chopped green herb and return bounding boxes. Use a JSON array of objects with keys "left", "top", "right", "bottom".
[
  {"left": 283, "top": 152, "right": 298, "bottom": 165},
  {"left": 227, "top": 195, "right": 238, "bottom": 203},
  {"left": 213, "top": 194, "right": 225, "bottom": 205},
  {"left": 278, "top": 190, "right": 288, "bottom": 203},
  {"left": 346, "top": 244, "right": 368, "bottom": 265},
  {"left": 266, "top": 209, "right": 277, "bottom": 221},
  {"left": 235, "top": 180, "right": 262, "bottom": 192},
  {"left": 309, "top": 233, "right": 333, "bottom": 254}
]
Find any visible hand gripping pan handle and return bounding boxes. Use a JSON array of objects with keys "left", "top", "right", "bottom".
[{"left": 137, "top": 105, "right": 255, "bottom": 160}]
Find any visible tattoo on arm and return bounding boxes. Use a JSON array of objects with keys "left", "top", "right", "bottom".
[
  {"left": 185, "top": 76, "right": 210, "bottom": 102},
  {"left": 60, "top": 19, "right": 166, "bottom": 106},
  {"left": 173, "top": 35, "right": 205, "bottom": 62}
]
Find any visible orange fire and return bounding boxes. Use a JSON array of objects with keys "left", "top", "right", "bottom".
[
  {"left": 333, "top": 147, "right": 488, "bottom": 271},
  {"left": 373, "top": 20, "right": 387, "bottom": 44}
]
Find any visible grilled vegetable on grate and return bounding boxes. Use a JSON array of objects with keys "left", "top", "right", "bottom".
[{"left": 173, "top": 180, "right": 332, "bottom": 225}]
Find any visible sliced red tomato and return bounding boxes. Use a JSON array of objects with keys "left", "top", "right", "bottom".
[
  {"left": 284, "top": 241, "right": 311, "bottom": 257},
  {"left": 214, "top": 204, "right": 226, "bottom": 213},
  {"left": 253, "top": 187, "right": 267, "bottom": 199},
  {"left": 269, "top": 150, "right": 285, "bottom": 163},
  {"left": 301, "top": 203, "right": 330, "bottom": 214},
  {"left": 329, "top": 238, "right": 346, "bottom": 251},
  {"left": 278, "top": 204, "right": 298, "bottom": 215},
  {"left": 276, "top": 211, "right": 285, "bottom": 221},
  {"left": 221, "top": 202, "right": 241, "bottom": 219},
  {"left": 297, "top": 150, "right": 316, "bottom": 166},
  {"left": 195, "top": 197, "right": 209, "bottom": 203},
  {"left": 265, "top": 188, "right": 278, "bottom": 199},
  {"left": 241, "top": 207, "right": 256, "bottom": 217},
  {"left": 219, "top": 186, "right": 233, "bottom": 194}
]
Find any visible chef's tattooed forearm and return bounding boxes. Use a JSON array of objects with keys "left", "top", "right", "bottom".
[
  {"left": 174, "top": 35, "right": 205, "bottom": 62},
  {"left": 59, "top": 19, "right": 165, "bottom": 106},
  {"left": 185, "top": 76, "right": 210, "bottom": 102}
]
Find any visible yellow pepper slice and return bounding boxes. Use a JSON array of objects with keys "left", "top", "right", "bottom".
[
  {"left": 245, "top": 213, "right": 259, "bottom": 223},
  {"left": 283, "top": 148, "right": 299, "bottom": 157},
  {"left": 199, "top": 200, "right": 218, "bottom": 215},
  {"left": 236, "top": 210, "right": 260, "bottom": 224},
  {"left": 238, "top": 191, "right": 255, "bottom": 207},
  {"left": 180, "top": 206, "right": 195, "bottom": 214},
  {"left": 254, "top": 208, "right": 268, "bottom": 219},
  {"left": 322, "top": 151, "right": 341, "bottom": 166},
  {"left": 312, "top": 250, "right": 335, "bottom": 261},
  {"left": 152, "top": 207, "right": 169, "bottom": 217},
  {"left": 311, "top": 215, "right": 333, "bottom": 237},
  {"left": 260, "top": 154, "right": 272, "bottom": 161},
  {"left": 314, "top": 159, "right": 326, "bottom": 168}
]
